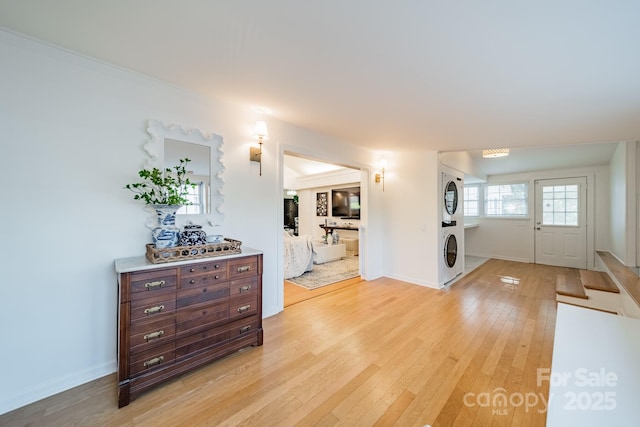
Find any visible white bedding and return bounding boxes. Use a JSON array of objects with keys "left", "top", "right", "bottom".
[{"left": 283, "top": 232, "right": 314, "bottom": 279}]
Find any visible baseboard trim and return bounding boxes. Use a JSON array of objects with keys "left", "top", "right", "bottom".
[
  {"left": 383, "top": 273, "right": 441, "bottom": 289},
  {"left": 0, "top": 360, "right": 116, "bottom": 416}
]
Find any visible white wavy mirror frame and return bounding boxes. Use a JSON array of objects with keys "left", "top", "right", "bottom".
[{"left": 144, "top": 119, "right": 225, "bottom": 226}]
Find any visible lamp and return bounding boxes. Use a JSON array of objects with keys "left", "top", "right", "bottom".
[
  {"left": 482, "top": 148, "right": 509, "bottom": 158},
  {"left": 250, "top": 121, "right": 269, "bottom": 176},
  {"left": 375, "top": 158, "right": 387, "bottom": 191}
]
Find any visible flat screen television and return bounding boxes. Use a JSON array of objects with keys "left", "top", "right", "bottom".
[{"left": 331, "top": 187, "right": 360, "bottom": 219}]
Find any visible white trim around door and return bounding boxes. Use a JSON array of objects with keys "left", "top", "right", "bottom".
[{"left": 534, "top": 177, "right": 588, "bottom": 269}]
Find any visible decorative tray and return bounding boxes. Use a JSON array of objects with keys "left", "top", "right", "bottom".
[{"left": 145, "top": 238, "right": 242, "bottom": 264}]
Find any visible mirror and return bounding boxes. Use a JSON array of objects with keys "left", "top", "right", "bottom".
[
  {"left": 164, "top": 139, "right": 211, "bottom": 215},
  {"left": 144, "top": 119, "right": 225, "bottom": 225}
]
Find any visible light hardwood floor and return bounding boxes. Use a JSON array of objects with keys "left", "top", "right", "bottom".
[
  {"left": 1, "top": 259, "right": 558, "bottom": 426},
  {"left": 284, "top": 276, "right": 363, "bottom": 306}
]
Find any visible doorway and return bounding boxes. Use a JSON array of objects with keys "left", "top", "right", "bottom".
[
  {"left": 534, "top": 177, "right": 588, "bottom": 269},
  {"left": 281, "top": 152, "right": 366, "bottom": 306}
]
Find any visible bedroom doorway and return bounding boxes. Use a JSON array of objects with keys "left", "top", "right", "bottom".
[{"left": 282, "top": 153, "right": 365, "bottom": 306}]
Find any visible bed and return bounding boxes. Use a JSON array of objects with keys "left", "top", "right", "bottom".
[{"left": 283, "top": 232, "right": 314, "bottom": 279}]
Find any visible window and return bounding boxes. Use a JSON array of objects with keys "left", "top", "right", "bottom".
[
  {"left": 463, "top": 185, "right": 479, "bottom": 216},
  {"left": 542, "top": 184, "right": 578, "bottom": 226},
  {"left": 484, "top": 183, "right": 528, "bottom": 216},
  {"left": 178, "top": 182, "right": 204, "bottom": 215}
]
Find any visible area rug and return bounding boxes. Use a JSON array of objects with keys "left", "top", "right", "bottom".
[{"left": 287, "top": 255, "right": 359, "bottom": 290}]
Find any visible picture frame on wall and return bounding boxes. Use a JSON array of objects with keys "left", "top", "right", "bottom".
[{"left": 316, "top": 192, "right": 328, "bottom": 216}]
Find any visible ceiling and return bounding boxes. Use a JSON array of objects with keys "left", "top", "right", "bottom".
[
  {"left": 0, "top": 1, "right": 637, "bottom": 174},
  {"left": 463, "top": 142, "right": 619, "bottom": 181},
  {"left": 284, "top": 154, "right": 347, "bottom": 177}
]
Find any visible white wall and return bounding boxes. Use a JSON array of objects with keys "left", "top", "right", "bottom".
[
  {"left": 0, "top": 30, "right": 385, "bottom": 414},
  {"left": 439, "top": 151, "right": 487, "bottom": 183},
  {"left": 610, "top": 142, "right": 637, "bottom": 265},
  {"left": 465, "top": 165, "right": 610, "bottom": 267},
  {"left": 381, "top": 151, "right": 441, "bottom": 288}
]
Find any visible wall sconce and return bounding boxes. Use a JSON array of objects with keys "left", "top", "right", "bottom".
[
  {"left": 375, "top": 158, "right": 387, "bottom": 191},
  {"left": 250, "top": 121, "right": 269, "bottom": 176}
]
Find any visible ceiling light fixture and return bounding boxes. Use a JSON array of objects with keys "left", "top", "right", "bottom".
[{"left": 482, "top": 148, "right": 509, "bottom": 158}]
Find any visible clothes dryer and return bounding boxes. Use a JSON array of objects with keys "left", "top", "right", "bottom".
[{"left": 442, "top": 172, "right": 462, "bottom": 226}]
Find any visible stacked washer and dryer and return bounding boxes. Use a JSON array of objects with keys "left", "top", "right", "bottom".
[{"left": 440, "top": 169, "right": 464, "bottom": 286}]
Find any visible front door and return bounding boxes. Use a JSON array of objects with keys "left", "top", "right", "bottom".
[{"left": 534, "top": 177, "right": 587, "bottom": 269}]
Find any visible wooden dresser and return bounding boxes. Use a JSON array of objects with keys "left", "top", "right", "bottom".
[{"left": 114, "top": 248, "right": 263, "bottom": 407}]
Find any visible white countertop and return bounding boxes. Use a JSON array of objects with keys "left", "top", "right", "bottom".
[
  {"left": 114, "top": 246, "right": 262, "bottom": 273},
  {"left": 546, "top": 303, "right": 640, "bottom": 426}
]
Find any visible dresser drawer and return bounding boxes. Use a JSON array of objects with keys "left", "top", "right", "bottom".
[
  {"left": 228, "top": 256, "right": 258, "bottom": 280},
  {"left": 229, "top": 277, "right": 258, "bottom": 296},
  {"left": 130, "top": 316, "right": 176, "bottom": 353},
  {"left": 229, "top": 293, "right": 258, "bottom": 320},
  {"left": 130, "top": 294, "right": 176, "bottom": 321},
  {"left": 180, "top": 261, "right": 226, "bottom": 277},
  {"left": 116, "top": 252, "right": 263, "bottom": 408},
  {"left": 228, "top": 315, "right": 260, "bottom": 339},
  {"left": 176, "top": 299, "right": 229, "bottom": 333},
  {"left": 180, "top": 271, "right": 228, "bottom": 289},
  {"left": 130, "top": 269, "right": 177, "bottom": 296},
  {"left": 177, "top": 282, "right": 229, "bottom": 308},
  {"left": 130, "top": 342, "right": 175, "bottom": 377},
  {"left": 175, "top": 324, "right": 231, "bottom": 358}
]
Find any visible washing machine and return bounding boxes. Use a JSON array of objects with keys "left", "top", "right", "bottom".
[
  {"left": 441, "top": 228, "right": 461, "bottom": 284},
  {"left": 440, "top": 171, "right": 464, "bottom": 285}
]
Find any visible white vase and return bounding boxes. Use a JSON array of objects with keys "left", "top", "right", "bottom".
[{"left": 147, "top": 204, "right": 181, "bottom": 248}]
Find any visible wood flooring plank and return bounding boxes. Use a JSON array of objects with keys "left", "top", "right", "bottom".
[
  {"left": 597, "top": 250, "right": 640, "bottom": 306},
  {"left": 278, "top": 356, "right": 381, "bottom": 426},
  {"left": 294, "top": 363, "right": 381, "bottom": 425},
  {"left": 0, "top": 259, "right": 560, "bottom": 427},
  {"left": 436, "top": 286, "right": 515, "bottom": 425},
  {"left": 371, "top": 389, "right": 416, "bottom": 427},
  {"left": 556, "top": 272, "right": 588, "bottom": 299},
  {"left": 580, "top": 269, "right": 619, "bottom": 293}
]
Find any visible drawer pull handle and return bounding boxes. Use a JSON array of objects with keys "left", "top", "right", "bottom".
[
  {"left": 145, "top": 280, "right": 165, "bottom": 290},
  {"left": 144, "top": 305, "right": 165, "bottom": 315},
  {"left": 190, "top": 279, "right": 196, "bottom": 284},
  {"left": 239, "top": 285, "right": 252, "bottom": 293},
  {"left": 214, "top": 264, "right": 221, "bottom": 269},
  {"left": 237, "top": 304, "right": 251, "bottom": 313},
  {"left": 189, "top": 268, "right": 196, "bottom": 272},
  {"left": 215, "top": 275, "right": 220, "bottom": 280},
  {"left": 144, "top": 330, "right": 165, "bottom": 342},
  {"left": 237, "top": 266, "right": 251, "bottom": 273},
  {"left": 240, "top": 325, "right": 251, "bottom": 333},
  {"left": 143, "top": 356, "right": 164, "bottom": 368}
]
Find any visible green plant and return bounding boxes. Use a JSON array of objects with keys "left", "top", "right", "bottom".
[{"left": 125, "top": 158, "right": 195, "bottom": 205}]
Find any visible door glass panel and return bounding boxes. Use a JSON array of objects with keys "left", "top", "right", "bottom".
[
  {"left": 541, "top": 184, "right": 579, "bottom": 226},
  {"left": 445, "top": 234, "right": 457, "bottom": 267},
  {"left": 444, "top": 181, "right": 458, "bottom": 215}
]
